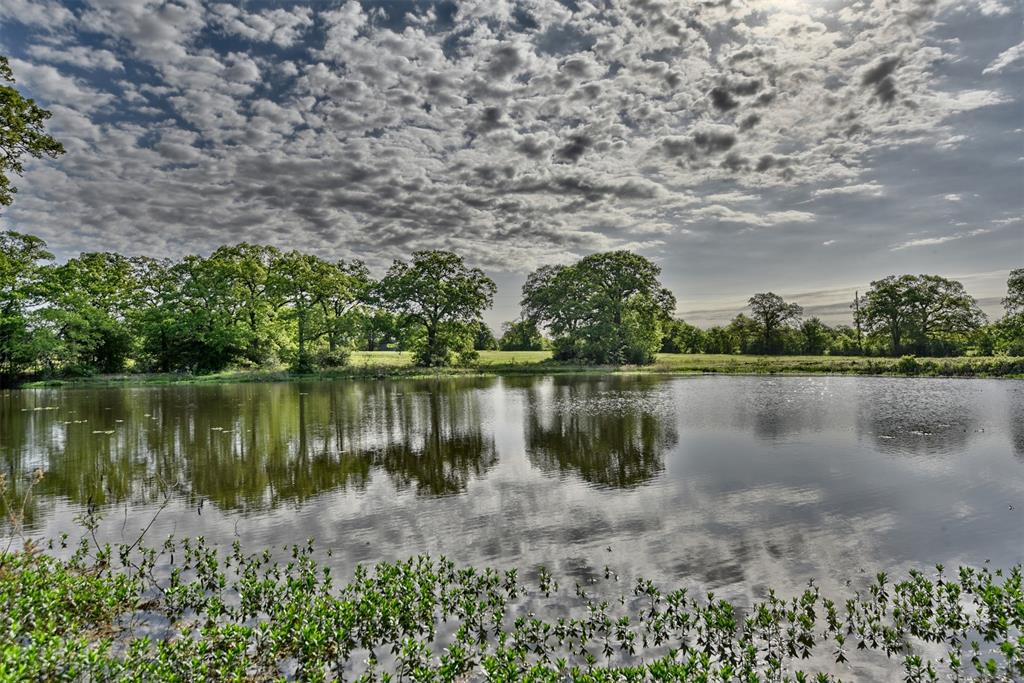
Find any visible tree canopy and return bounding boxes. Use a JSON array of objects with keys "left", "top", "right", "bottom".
[
  {"left": 522, "top": 251, "right": 675, "bottom": 365},
  {"left": 498, "top": 318, "right": 546, "bottom": 351},
  {"left": 0, "top": 56, "right": 65, "bottom": 207},
  {"left": 0, "top": 229, "right": 1017, "bottom": 384},
  {"left": 374, "top": 250, "right": 496, "bottom": 367},
  {"left": 747, "top": 292, "right": 803, "bottom": 353},
  {"left": 1005, "top": 268, "right": 1024, "bottom": 316},
  {"left": 862, "top": 274, "right": 985, "bottom": 355}
]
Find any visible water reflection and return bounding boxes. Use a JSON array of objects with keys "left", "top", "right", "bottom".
[
  {"left": 855, "top": 379, "right": 979, "bottom": 456},
  {"left": 0, "top": 378, "right": 499, "bottom": 520},
  {"left": 729, "top": 378, "right": 832, "bottom": 441},
  {"left": 1009, "top": 382, "right": 1024, "bottom": 460},
  {"left": 522, "top": 376, "right": 675, "bottom": 489},
  {"left": 367, "top": 384, "right": 497, "bottom": 496},
  {"left": 2, "top": 375, "right": 1022, "bottom": 596}
]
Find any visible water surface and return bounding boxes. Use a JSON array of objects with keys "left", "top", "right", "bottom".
[{"left": 2, "top": 375, "right": 1022, "bottom": 602}]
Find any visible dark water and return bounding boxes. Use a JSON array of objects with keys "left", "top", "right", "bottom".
[{"left": 2, "top": 375, "right": 1022, "bottom": 601}]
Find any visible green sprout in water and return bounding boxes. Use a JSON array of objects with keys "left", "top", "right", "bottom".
[{"left": 0, "top": 512, "right": 1021, "bottom": 682}]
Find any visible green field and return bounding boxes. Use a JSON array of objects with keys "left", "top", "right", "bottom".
[
  {"left": 21, "top": 351, "right": 1024, "bottom": 387},
  {"left": 349, "top": 350, "right": 552, "bottom": 367}
]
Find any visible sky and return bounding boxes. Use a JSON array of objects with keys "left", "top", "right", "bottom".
[{"left": 0, "top": 0, "right": 1021, "bottom": 330}]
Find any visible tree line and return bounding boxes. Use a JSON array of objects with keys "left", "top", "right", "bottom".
[
  {"left": 663, "top": 273, "right": 1024, "bottom": 359},
  {"left": 1, "top": 230, "right": 1021, "bottom": 383}
]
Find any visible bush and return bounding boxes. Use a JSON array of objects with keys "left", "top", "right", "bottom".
[
  {"left": 896, "top": 355, "right": 920, "bottom": 374},
  {"left": 314, "top": 349, "right": 351, "bottom": 368}
]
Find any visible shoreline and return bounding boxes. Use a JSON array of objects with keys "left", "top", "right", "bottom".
[{"left": 16, "top": 351, "right": 1024, "bottom": 387}]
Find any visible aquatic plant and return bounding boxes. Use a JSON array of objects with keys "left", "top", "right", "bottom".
[{"left": 1, "top": 526, "right": 1020, "bottom": 681}]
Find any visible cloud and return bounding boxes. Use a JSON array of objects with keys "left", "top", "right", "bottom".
[
  {"left": 687, "top": 205, "right": 815, "bottom": 228},
  {"left": 813, "top": 182, "right": 886, "bottom": 198},
  {"left": 0, "top": 0, "right": 73, "bottom": 27},
  {"left": 890, "top": 228, "right": 991, "bottom": 251},
  {"left": 6, "top": 59, "right": 114, "bottom": 112},
  {"left": 210, "top": 4, "right": 314, "bottom": 47},
  {"left": 861, "top": 55, "right": 901, "bottom": 105},
  {"left": 0, "top": 0, "right": 1018, "bottom": 286},
  {"left": 26, "top": 45, "right": 124, "bottom": 71},
  {"left": 983, "top": 40, "right": 1024, "bottom": 75}
]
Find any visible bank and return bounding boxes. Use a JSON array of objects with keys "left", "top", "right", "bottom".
[{"left": 18, "top": 351, "right": 1024, "bottom": 387}]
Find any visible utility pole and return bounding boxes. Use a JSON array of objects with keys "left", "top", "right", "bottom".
[{"left": 852, "top": 291, "right": 863, "bottom": 353}]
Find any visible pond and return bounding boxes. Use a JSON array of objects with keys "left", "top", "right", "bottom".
[{"left": 2, "top": 375, "right": 1022, "bottom": 601}]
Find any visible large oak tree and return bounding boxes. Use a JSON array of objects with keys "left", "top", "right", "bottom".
[
  {"left": 522, "top": 251, "right": 675, "bottom": 364},
  {"left": 374, "top": 250, "right": 496, "bottom": 367}
]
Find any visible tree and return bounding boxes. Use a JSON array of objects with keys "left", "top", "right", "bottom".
[
  {"left": 660, "top": 318, "right": 704, "bottom": 354},
  {"left": 375, "top": 250, "right": 496, "bottom": 367},
  {"left": 862, "top": 275, "right": 915, "bottom": 355},
  {"left": 863, "top": 274, "right": 984, "bottom": 356},
  {"left": 0, "top": 230, "right": 51, "bottom": 381},
  {"left": 994, "top": 269, "right": 1024, "bottom": 356},
  {"left": 270, "top": 251, "right": 362, "bottom": 371},
  {"left": 357, "top": 309, "right": 403, "bottom": 351},
  {"left": 851, "top": 291, "right": 865, "bottom": 353},
  {"left": 522, "top": 251, "right": 675, "bottom": 364},
  {"left": 727, "top": 314, "right": 759, "bottom": 354},
  {"left": 207, "top": 243, "right": 282, "bottom": 364},
  {"left": 471, "top": 321, "right": 498, "bottom": 351},
  {"left": 160, "top": 255, "right": 248, "bottom": 373},
  {"left": 702, "top": 325, "right": 734, "bottom": 354},
  {"left": 1, "top": 56, "right": 65, "bottom": 207},
  {"left": 799, "top": 317, "right": 832, "bottom": 355},
  {"left": 130, "top": 256, "right": 182, "bottom": 372},
  {"left": 747, "top": 292, "right": 802, "bottom": 354},
  {"left": 36, "top": 252, "right": 141, "bottom": 373},
  {"left": 498, "top": 318, "right": 546, "bottom": 351},
  {"left": 1004, "top": 268, "right": 1024, "bottom": 316}
]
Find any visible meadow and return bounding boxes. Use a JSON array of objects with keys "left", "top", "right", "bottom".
[{"left": 22, "top": 351, "right": 1024, "bottom": 387}]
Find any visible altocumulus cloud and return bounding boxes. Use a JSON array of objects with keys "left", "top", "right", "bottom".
[{"left": 0, "top": 0, "right": 1019, "bottom": 300}]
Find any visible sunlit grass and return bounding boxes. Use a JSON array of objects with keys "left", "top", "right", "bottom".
[{"left": 21, "top": 352, "right": 1023, "bottom": 387}]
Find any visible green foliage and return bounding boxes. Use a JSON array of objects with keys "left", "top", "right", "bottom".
[
  {"left": 702, "top": 325, "right": 735, "bottom": 354},
  {"left": 748, "top": 292, "right": 803, "bottom": 354},
  {"left": 800, "top": 317, "right": 831, "bottom": 355},
  {"left": 0, "top": 231, "right": 51, "bottom": 383},
  {"left": 471, "top": 320, "right": 498, "bottom": 350},
  {"left": 269, "top": 250, "right": 364, "bottom": 372},
  {"left": 1004, "top": 268, "right": 1024, "bottom": 317},
  {"left": 522, "top": 251, "right": 675, "bottom": 365},
  {"left": 499, "top": 317, "right": 547, "bottom": 351},
  {"left": 375, "top": 250, "right": 496, "bottom": 367},
  {"left": 0, "top": 532, "right": 1020, "bottom": 681},
  {"left": 727, "top": 313, "right": 760, "bottom": 354},
  {"left": 660, "top": 319, "right": 704, "bottom": 353},
  {"left": 897, "top": 354, "right": 921, "bottom": 374},
  {"left": 35, "top": 252, "right": 142, "bottom": 374},
  {"left": 207, "top": 243, "right": 282, "bottom": 364},
  {"left": 0, "top": 56, "right": 65, "bottom": 207},
  {"left": 0, "top": 228, "right": 1017, "bottom": 381},
  {"left": 863, "top": 274, "right": 985, "bottom": 356}
]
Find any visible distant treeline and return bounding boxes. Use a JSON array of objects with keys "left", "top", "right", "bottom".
[
  {"left": 1, "top": 231, "right": 1021, "bottom": 383},
  {"left": 661, "top": 274, "right": 1024, "bottom": 359}
]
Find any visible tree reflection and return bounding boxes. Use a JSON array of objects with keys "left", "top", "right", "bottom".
[
  {"left": 1009, "top": 384, "right": 1024, "bottom": 461},
  {"left": 368, "top": 380, "right": 497, "bottom": 496},
  {"left": 0, "top": 378, "right": 499, "bottom": 520},
  {"left": 524, "top": 376, "right": 674, "bottom": 489}
]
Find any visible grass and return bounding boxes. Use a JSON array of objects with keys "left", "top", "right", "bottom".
[{"left": 20, "top": 351, "right": 1024, "bottom": 387}]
